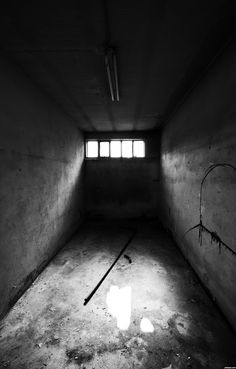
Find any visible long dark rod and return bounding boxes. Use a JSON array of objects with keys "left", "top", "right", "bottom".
[{"left": 83, "top": 229, "right": 136, "bottom": 306}]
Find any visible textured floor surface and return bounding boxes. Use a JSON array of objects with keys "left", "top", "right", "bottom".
[{"left": 0, "top": 221, "right": 236, "bottom": 369}]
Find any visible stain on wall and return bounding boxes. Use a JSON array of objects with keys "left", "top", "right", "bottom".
[
  {"left": 0, "top": 56, "right": 84, "bottom": 319},
  {"left": 160, "top": 40, "right": 236, "bottom": 330},
  {"left": 185, "top": 163, "right": 236, "bottom": 256}
]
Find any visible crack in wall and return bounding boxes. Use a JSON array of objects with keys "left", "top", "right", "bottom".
[{"left": 185, "top": 163, "right": 236, "bottom": 256}]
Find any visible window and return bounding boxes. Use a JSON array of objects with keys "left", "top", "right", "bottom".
[
  {"left": 86, "top": 140, "right": 145, "bottom": 159},
  {"left": 110, "top": 141, "right": 121, "bottom": 158},
  {"left": 100, "top": 141, "right": 109, "bottom": 157},
  {"left": 86, "top": 141, "right": 98, "bottom": 158},
  {"left": 122, "top": 140, "right": 132, "bottom": 158},
  {"left": 133, "top": 140, "right": 145, "bottom": 158}
]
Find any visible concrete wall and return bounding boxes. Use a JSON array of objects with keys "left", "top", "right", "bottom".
[
  {"left": 85, "top": 132, "right": 160, "bottom": 219},
  {"left": 160, "top": 40, "right": 236, "bottom": 331},
  {"left": 0, "top": 56, "right": 84, "bottom": 319}
]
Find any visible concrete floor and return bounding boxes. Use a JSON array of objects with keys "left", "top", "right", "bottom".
[{"left": 0, "top": 221, "right": 236, "bottom": 369}]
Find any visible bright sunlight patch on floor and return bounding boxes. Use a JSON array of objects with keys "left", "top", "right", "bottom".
[
  {"left": 140, "top": 318, "right": 154, "bottom": 333},
  {"left": 106, "top": 285, "right": 132, "bottom": 330}
]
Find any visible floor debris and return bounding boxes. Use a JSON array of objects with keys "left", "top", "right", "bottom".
[{"left": 124, "top": 254, "right": 132, "bottom": 263}]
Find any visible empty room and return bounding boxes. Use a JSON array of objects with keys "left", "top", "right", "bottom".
[{"left": 0, "top": 1, "right": 236, "bottom": 368}]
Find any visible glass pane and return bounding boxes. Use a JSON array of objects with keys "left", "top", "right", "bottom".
[
  {"left": 133, "top": 140, "right": 145, "bottom": 157},
  {"left": 100, "top": 141, "right": 109, "bottom": 157},
  {"left": 122, "top": 140, "right": 132, "bottom": 158},
  {"left": 87, "top": 141, "right": 98, "bottom": 158},
  {"left": 110, "top": 140, "right": 121, "bottom": 158}
]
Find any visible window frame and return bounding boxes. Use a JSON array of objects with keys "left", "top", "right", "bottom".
[{"left": 85, "top": 139, "right": 146, "bottom": 160}]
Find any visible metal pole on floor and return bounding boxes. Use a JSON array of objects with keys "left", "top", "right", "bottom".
[{"left": 83, "top": 229, "right": 136, "bottom": 306}]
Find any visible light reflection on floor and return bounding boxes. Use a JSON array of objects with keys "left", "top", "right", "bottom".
[
  {"left": 106, "top": 285, "right": 132, "bottom": 330},
  {"left": 140, "top": 317, "right": 154, "bottom": 332},
  {"left": 106, "top": 285, "right": 155, "bottom": 333}
]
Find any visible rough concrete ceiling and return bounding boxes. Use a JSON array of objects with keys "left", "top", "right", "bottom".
[{"left": 0, "top": 0, "right": 235, "bottom": 132}]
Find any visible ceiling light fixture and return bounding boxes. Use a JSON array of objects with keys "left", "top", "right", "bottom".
[{"left": 105, "top": 47, "right": 119, "bottom": 102}]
